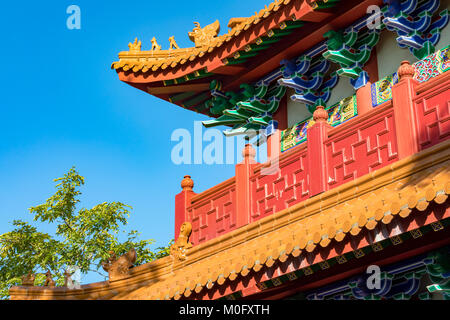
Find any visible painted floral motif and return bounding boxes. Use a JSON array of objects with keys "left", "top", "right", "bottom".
[
  {"left": 437, "top": 47, "right": 450, "bottom": 71},
  {"left": 371, "top": 73, "right": 399, "bottom": 107},
  {"left": 414, "top": 52, "right": 442, "bottom": 83},
  {"left": 280, "top": 118, "right": 314, "bottom": 152},
  {"left": 372, "top": 45, "right": 449, "bottom": 107},
  {"left": 281, "top": 95, "right": 357, "bottom": 152}
]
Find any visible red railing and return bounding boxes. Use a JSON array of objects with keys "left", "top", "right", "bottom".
[
  {"left": 175, "top": 65, "right": 450, "bottom": 246},
  {"left": 324, "top": 102, "right": 399, "bottom": 190},
  {"left": 187, "top": 178, "right": 237, "bottom": 245},
  {"left": 414, "top": 73, "right": 450, "bottom": 150},
  {"left": 249, "top": 145, "right": 309, "bottom": 223}
]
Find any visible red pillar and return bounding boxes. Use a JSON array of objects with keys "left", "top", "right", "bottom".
[
  {"left": 307, "top": 106, "right": 332, "bottom": 197},
  {"left": 235, "top": 144, "right": 257, "bottom": 228},
  {"left": 175, "top": 175, "right": 195, "bottom": 241},
  {"left": 391, "top": 60, "right": 419, "bottom": 159}
]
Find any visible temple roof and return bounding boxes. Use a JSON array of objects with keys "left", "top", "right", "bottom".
[
  {"left": 109, "top": 0, "right": 383, "bottom": 123},
  {"left": 9, "top": 139, "right": 450, "bottom": 300},
  {"left": 109, "top": 0, "right": 349, "bottom": 87},
  {"left": 111, "top": 0, "right": 298, "bottom": 74}
]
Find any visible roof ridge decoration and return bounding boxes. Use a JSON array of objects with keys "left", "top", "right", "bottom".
[
  {"left": 111, "top": 0, "right": 304, "bottom": 73},
  {"left": 151, "top": 37, "right": 162, "bottom": 51},
  {"left": 188, "top": 20, "right": 221, "bottom": 47},
  {"left": 101, "top": 248, "right": 137, "bottom": 282},
  {"left": 129, "top": 155, "right": 450, "bottom": 299},
  {"left": 128, "top": 38, "right": 142, "bottom": 52},
  {"left": 170, "top": 222, "right": 193, "bottom": 261}
]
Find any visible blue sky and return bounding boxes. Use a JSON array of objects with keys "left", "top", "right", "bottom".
[{"left": 0, "top": 1, "right": 269, "bottom": 283}]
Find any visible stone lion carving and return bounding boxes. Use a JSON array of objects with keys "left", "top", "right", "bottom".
[
  {"left": 188, "top": 20, "right": 220, "bottom": 47},
  {"left": 102, "top": 248, "right": 137, "bottom": 281},
  {"left": 170, "top": 222, "right": 193, "bottom": 261}
]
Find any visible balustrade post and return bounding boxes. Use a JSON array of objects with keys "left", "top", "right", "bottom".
[
  {"left": 356, "top": 82, "right": 373, "bottom": 116},
  {"left": 175, "top": 175, "right": 195, "bottom": 241},
  {"left": 307, "top": 106, "right": 332, "bottom": 196},
  {"left": 391, "top": 60, "right": 419, "bottom": 159},
  {"left": 235, "top": 144, "right": 257, "bottom": 228}
]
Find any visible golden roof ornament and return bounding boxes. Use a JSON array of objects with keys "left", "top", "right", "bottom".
[
  {"left": 44, "top": 270, "right": 55, "bottom": 287},
  {"left": 102, "top": 248, "right": 137, "bottom": 281},
  {"left": 169, "top": 36, "right": 180, "bottom": 50},
  {"left": 21, "top": 272, "right": 35, "bottom": 286},
  {"left": 170, "top": 222, "right": 193, "bottom": 261},
  {"left": 128, "top": 38, "right": 141, "bottom": 52},
  {"left": 228, "top": 17, "right": 249, "bottom": 31},
  {"left": 188, "top": 20, "right": 220, "bottom": 47},
  {"left": 151, "top": 37, "right": 161, "bottom": 51}
]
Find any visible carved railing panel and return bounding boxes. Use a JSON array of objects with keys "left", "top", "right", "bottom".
[
  {"left": 414, "top": 74, "right": 450, "bottom": 150},
  {"left": 187, "top": 181, "right": 237, "bottom": 244},
  {"left": 249, "top": 148, "right": 309, "bottom": 222},
  {"left": 324, "top": 105, "right": 399, "bottom": 189}
]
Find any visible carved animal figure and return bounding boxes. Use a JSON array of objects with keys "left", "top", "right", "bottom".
[
  {"left": 188, "top": 20, "right": 220, "bottom": 47},
  {"left": 151, "top": 37, "right": 161, "bottom": 51},
  {"left": 169, "top": 36, "right": 180, "bottom": 50},
  {"left": 128, "top": 38, "right": 141, "bottom": 52},
  {"left": 170, "top": 222, "right": 193, "bottom": 261},
  {"left": 102, "top": 248, "right": 137, "bottom": 281},
  {"left": 44, "top": 270, "right": 55, "bottom": 287},
  {"left": 21, "top": 272, "right": 35, "bottom": 287}
]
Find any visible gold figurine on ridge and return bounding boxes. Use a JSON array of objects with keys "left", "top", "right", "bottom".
[
  {"left": 151, "top": 37, "right": 161, "bottom": 51},
  {"left": 169, "top": 36, "right": 180, "bottom": 50}
]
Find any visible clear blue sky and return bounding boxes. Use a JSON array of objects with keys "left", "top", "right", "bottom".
[{"left": 0, "top": 1, "right": 269, "bottom": 283}]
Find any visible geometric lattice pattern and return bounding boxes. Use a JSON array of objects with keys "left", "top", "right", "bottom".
[
  {"left": 188, "top": 185, "right": 237, "bottom": 244},
  {"left": 325, "top": 108, "right": 399, "bottom": 189},
  {"left": 250, "top": 149, "right": 309, "bottom": 222}
]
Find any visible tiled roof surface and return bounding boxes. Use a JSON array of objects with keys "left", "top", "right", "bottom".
[
  {"left": 10, "top": 139, "right": 450, "bottom": 300},
  {"left": 111, "top": 0, "right": 295, "bottom": 74}
]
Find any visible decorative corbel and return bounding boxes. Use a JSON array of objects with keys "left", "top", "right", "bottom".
[
  {"left": 383, "top": 0, "right": 449, "bottom": 59},
  {"left": 323, "top": 27, "right": 380, "bottom": 90}
]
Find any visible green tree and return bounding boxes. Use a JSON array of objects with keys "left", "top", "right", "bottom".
[{"left": 0, "top": 167, "right": 172, "bottom": 299}]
